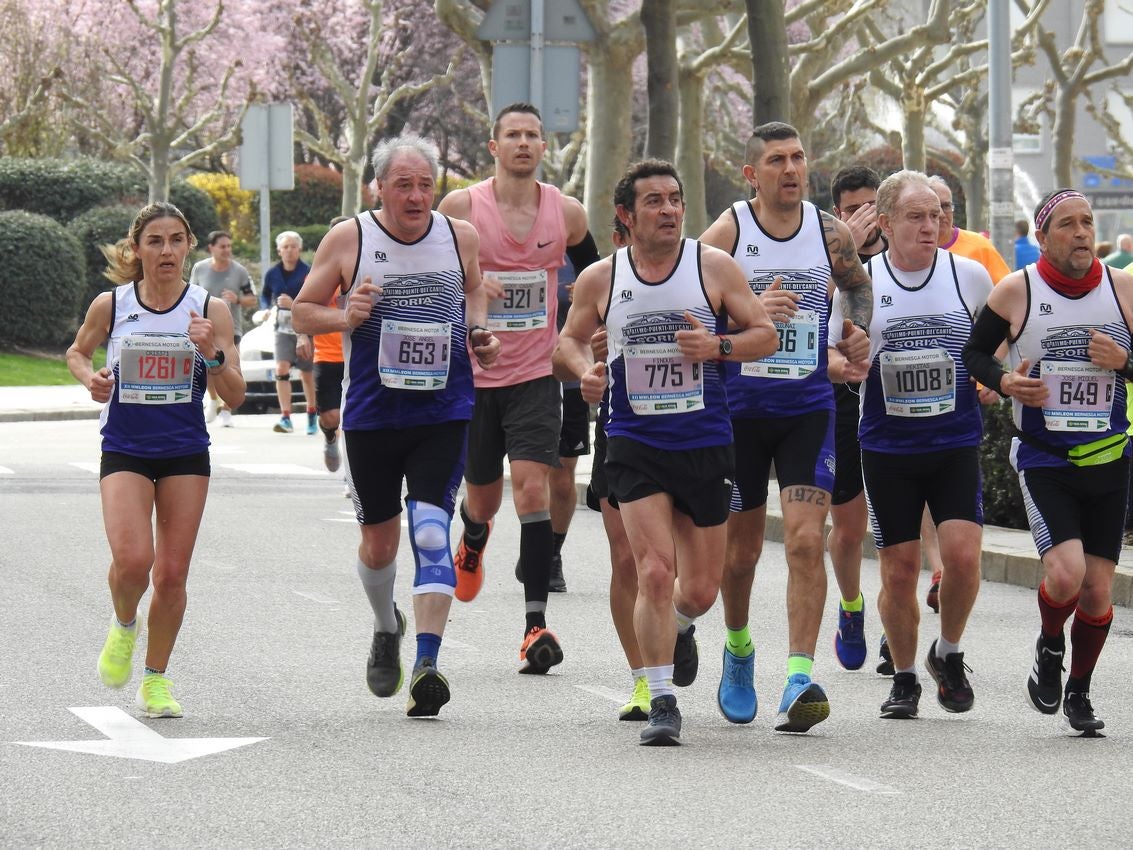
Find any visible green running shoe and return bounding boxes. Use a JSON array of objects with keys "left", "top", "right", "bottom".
[
  {"left": 136, "top": 673, "right": 183, "bottom": 718},
  {"left": 98, "top": 617, "right": 140, "bottom": 689},
  {"left": 619, "top": 676, "right": 651, "bottom": 721}
]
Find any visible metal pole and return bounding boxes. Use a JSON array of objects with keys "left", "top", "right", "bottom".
[
  {"left": 987, "top": 0, "right": 1016, "bottom": 266},
  {"left": 530, "top": 0, "right": 544, "bottom": 115},
  {"left": 259, "top": 188, "right": 271, "bottom": 291}
]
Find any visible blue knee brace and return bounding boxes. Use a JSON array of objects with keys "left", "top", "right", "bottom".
[{"left": 407, "top": 499, "right": 455, "bottom": 596}]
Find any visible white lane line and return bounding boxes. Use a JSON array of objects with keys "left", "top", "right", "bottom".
[
  {"left": 216, "top": 463, "right": 322, "bottom": 475},
  {"left": 291, "top": 590, "right": 339, "bottom": 605},
  {"left": 573, "top": 684, "right": 625, "bottom": 704},
  {"left": 796, "top": 765, "right": 901, "bottom": 794},
  {"left": 0, "top": 466, "right": 13, "bottom": 474},
  {"left": 70, "top": 462, "right": 101, "bottom": 474}
]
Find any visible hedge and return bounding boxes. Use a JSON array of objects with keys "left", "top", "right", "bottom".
[
  {"left": 0, "top": 211, "right": 86, "bottom": 348},
  {"left": 70, "top": 204, "right": 138, "bottom": 314},
  {"left": 0, "top": 157, "right": 218, "bottom": 239},
  {"left": 979, "top": 400, "right": 1028, "bottom": 530},
  {"left": 269, "top": 163, "right": 345, "bottom": 226}
]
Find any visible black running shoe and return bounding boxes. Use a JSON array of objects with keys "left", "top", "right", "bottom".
[
  {"left": 548, "top": 553, "right": 567, "bottom": 593},
  {"left": 1026, "top": 632, "right": 1064, "bottom": 715},
  {"left": 672, "top": 624, "right": 699, "bottom": 687},
  {"left": 880, "top": 672, "right": 922, "bottom": 719},
  {"left": 367, "top": 605, "right": 406, "bottom": 698},
  {"left": 876, "top": 634, "right": 894, "bottom": 677},
  {"left": 1063, "top": 690, "right": 1105, "bottom": 733},
  {"left": 640, "top": 694, "right": 682, "bottom": 746},
  {"left": 925, "top": 640, "right": 974, "bottom": 712},
  {"left": 406, "top": 657, "right": 451, "bottom": 718}
]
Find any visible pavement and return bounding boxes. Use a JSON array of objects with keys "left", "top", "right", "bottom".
[{"left": 3, "top": 383, "right": 1132, "bottom": 607}]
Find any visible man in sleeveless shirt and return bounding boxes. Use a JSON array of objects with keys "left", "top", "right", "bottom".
[
  {"left": 438, "top": 103, "right": 598, "bottom": 674},
  {"left": 919, "top": 176, "right": 1012, "bottom": 612},
  {"left": 833, "top": 170, "right": 992, "bottom": 720},
  {"left": 698, "top": 122, "right": 873, "bottom": 732},
  {"left": 293, "top": 135, "right": 500, "bottom": 718},
  {"left": 964, "top": 189, "right": 1133, "bottom": 734},
  {"left": 826, "top": 165, "right": 888, "bottom": 674},
  {"left": 554, "top": 159, "right": 778, "bottom": 745}
]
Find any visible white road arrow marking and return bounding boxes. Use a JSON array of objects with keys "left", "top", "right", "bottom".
[
  {"left": 796, "top": 765, "right": 901, "bottom": 794},
  {"left": 14, "top": 707, "right": 267, "bottom": 764}
]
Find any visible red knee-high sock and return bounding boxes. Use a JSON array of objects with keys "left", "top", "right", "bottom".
[
  {"left": 1038, "top": 581, "right": 1077, "bottom": 642},
  {"left": 1068, "top": 606, "right": 1113, "bottom": 685}
]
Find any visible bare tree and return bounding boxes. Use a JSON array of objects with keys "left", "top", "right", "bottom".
[
  {"left": 291, "top": 0, "right": 459, "bottom": 216},
  {"left": 1016, "top": 0, "right": 1133, "bottom": 186},
  {"left": 746, "top": 0, "right": 789, "bottom": 124},
  {"left": 62, "top": 0, "right": 249, "bottom": 203}
]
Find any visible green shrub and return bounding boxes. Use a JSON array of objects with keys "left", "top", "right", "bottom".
[
  {"left": 70, "top": 204, "right": 138, "bottom": 314},
  {"left": 270, "top": 163, "right": 343, "bottom": 226},
  {"left": 0, "top": 210, "right": 86, "bottom": 347},
  {"left": 980, "top": 400, "right": 1029, "bottom": 530},
  {"left": 0, "top": 157, "right": 218, "bottom": 241},
  {"left": 0, "top": 157, "right": 128, "bottom": 222}
]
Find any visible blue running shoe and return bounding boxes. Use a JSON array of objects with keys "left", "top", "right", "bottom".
[
  {"left": 834, "top": 602, "right": 867, "bottom": 671},
  {"left": 773, "top": 673, "right": 830, "bottom": 733},
  {"left": 717, "top": 647, "right": 757, "bottom": 724}
]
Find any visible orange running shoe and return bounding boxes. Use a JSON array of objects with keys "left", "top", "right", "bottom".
[
  {"left": 454, "top": 519, "right": 492, "bottom": 602},
  {"left": 518, "top": 626, "right": 564, "bottom": 674},
  {"left": 926, "top": 569, "right": 942, "bottom": 613}
]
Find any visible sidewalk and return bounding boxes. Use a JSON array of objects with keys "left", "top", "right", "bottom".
[{"left": 3, "top": 384, "right": 1131, "bottom": 606}]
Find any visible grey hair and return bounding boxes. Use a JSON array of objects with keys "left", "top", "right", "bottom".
[
  {"left": 926, "top": 175, "right": 951, "bottom": 193},
  {"left": 877, "top": 170, "right": 934, "bottom": 218},
  {"left": 370, "top": 134, "right": 440, "bottom": 181},
  {"left": 275, "top": 230, "right": 302, "bottom": 250}
]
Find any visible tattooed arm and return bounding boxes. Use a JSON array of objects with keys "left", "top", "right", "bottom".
[{"left": 821, "top": 210, "right": 873, "bottom": 331}]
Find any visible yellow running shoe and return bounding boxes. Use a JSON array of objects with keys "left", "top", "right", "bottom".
[
  {"left": 619, "top": 675, "right": 651, "bottom": 721},
  {"left": 136, "top": 673, "right": 183, "bottom": 718},
  {"left": 98, "top": 618, "right": 140, "bottom": 688}
]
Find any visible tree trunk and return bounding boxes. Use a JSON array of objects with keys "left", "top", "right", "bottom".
[
  {"left": 676, "top": 64, "right": 707, "bottom": 236},
  {"left": 584, "top": 42, "right": 638, "bottom": 255},
  {"left": 341, "top": 159, "right": 363, "bottom": 218},
  {"left": 641, "top": 0, "right": 678, "bottom": 160},
  {"left": 149, "top": 139, "right": 171, "bottom": 204},
  {"left": 1052, "top": 86, "right": 1076, "bottom": 188},
  {"left": 747, "top": 0, "right": 789, "bottom": 125},
  {"left": 901, "top": 92, "right": 926, "bottom": 173}
]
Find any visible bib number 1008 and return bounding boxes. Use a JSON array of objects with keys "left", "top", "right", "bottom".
[{"left": 892, "top": 365, "right": 953, "bottom": 393}]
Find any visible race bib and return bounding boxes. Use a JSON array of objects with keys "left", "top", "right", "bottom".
[
  {"left": 486, "top": 270, "right": 548, "bottom": 331},
  {"left": 879, "top": 348, "right": 955, "bottom": 417},
  {"left": 741, "top": 309, "right": 820, "bottom": 379},
  {"left": 622, "top": 342, "right": 703, "bottom": 415},
  {"left": 117, "top": 334, "right": 196, "bottom": 405},
  {"left": 1040, "top": 360, "right": 1115, "bottom": 432},
  {"left": 275, "top": 307, "right": 295, "bottom": 335},
  {"left": 377, "top": 320, "right": 451, "bottom": 390}
]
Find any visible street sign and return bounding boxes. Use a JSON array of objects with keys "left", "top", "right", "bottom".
[
  {"left": 477, "top": 0, "right": 594, "bottom": 41},
  {"left": 238, "top": 103, "right": 294, "bottom": 192},
  {"left": 491, "top": 44, "right": 583, "bottom": 132}
]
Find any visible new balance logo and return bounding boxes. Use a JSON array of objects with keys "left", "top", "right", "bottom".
[
  {"left": 374, "top": 251, "right": 388, "bottom": 262},
  {"left": 745, "top": 244, "right": 760, "bottom": 256},
  {"left": 880, "top": 295, "right": 892, "bottom": 308},
  {"left": 620, "top": 290, "right": 633, "bottom": 302},
  {"left": 125, "top": 313, "right": 140, "bottom": 322},
  {"left": 1040, "top": 302, "right": 1052, "bottom": 315}
]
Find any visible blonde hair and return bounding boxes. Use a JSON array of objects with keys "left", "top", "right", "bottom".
[
  {"left": 877, "top": 170, "right": 933, "bottom": 219},
  {"left": 101, "top": 202, "right": 197, "bottom": 284}
]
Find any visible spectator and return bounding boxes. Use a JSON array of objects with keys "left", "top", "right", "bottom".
[
  {"left": 261, "top": 231, "right": 316, "bottom": 434},
  {"left": 1103, "top": 234, "right": 1133, "bottom": 268},
  {"left": 1014, "top": 219, "right": 1040, "bottom": 270}
]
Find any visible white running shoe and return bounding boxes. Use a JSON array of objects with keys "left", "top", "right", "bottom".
[
  {"left": 204, "top": 396, "right": 218, "bottom": 422},
  {"left": 218, "top": 408, "right": 233, "bottom": 427}
]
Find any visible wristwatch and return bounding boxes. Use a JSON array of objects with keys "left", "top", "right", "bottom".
[
  {"left": 203, "top": 350, "right": 225, "bottom": 369},
  {"left": 718, "top": 335, "right": 733, "bottom": 357}
]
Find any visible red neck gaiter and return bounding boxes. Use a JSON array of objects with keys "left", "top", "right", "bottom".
[{"left": 1037, "top": 255, "right": 1104, "bottom": 297}]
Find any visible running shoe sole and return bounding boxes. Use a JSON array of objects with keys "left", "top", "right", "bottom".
[
  {"left": 639, "top": 724, "right": 680, "bottom": 746},
  {"left": 406, "top": 669, "right": 451, "bottom": 718},
  {"left": 519, "top": 631, "right": 564, "bottom": 674},
  {"left": 774, "top": 684, "right": 830, "bottom": 733}
]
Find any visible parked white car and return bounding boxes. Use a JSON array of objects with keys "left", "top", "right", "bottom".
[{"left": 238, "top": 309, "right": 305, "bottom": 412}]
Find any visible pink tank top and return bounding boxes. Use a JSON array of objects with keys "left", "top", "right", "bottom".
[{"left": 468, "top": 178, "right": 566, "bottom": 387}]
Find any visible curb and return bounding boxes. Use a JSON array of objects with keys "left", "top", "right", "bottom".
[{"left": 0, "top": 409, "right": 102, "bottom": 423}]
